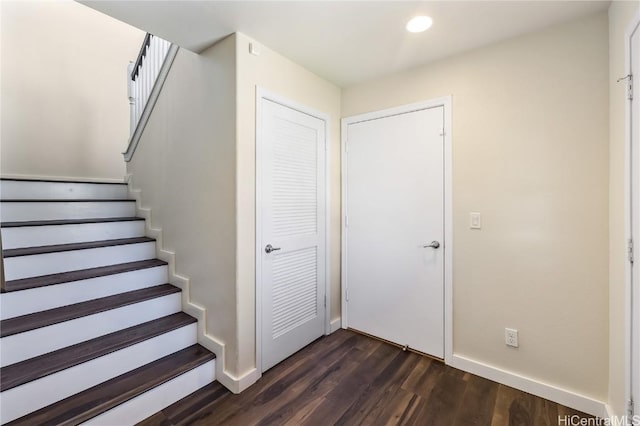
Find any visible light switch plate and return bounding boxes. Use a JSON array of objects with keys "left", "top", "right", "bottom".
[{"left": 470, "top": 212, "right": 482, "bottom": 229}]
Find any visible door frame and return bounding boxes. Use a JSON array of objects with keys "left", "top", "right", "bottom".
[
  {"left": 255, "top": 87, "right": 332, "bottom": 374},
  {"left": 340, "top": 96, "right": 453, "bottom": 363},
  {"left": 625, "top": 10, "right": 640, "bottom": 417}
]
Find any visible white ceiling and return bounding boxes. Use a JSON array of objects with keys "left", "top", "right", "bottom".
[{"left": 82, "top": 1, "right": 610, "bottom": 87}]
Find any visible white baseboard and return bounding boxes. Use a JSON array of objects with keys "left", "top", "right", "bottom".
[
  {"left": 0, "top": 173, "right": 126, "bottom": 184},
  {"left": 329, "top": 318, "right": 341, "bottom": 334},
  {"left": 228, "top": 368, "right": 261, "bottom": 394},
  {"left": 603, "top": 403, "right": 614, "bottom": 420},
  {"left": 126, "top": 174, "right": 259, "bottom": 395},
  {"left": 449, "top": 354, "right": 606, "bottom": 418}
]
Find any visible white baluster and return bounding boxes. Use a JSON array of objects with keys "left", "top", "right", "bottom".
[
  {"left": 147, "top": 42, "right": 152, "bottom": 100},
  {"left": 157, "top": 39, "right": 163, "bottom": 78},
  {"left": 141, "top": 54, "right": 148, "bottom": 108},
  {"left": 153, "top": 38, "right": 159, "bottom": 81},
  {"left": 137, "top": 65, "right": 143, "bottom": 122},
  {"left": 127, "top": 62, "right": 135, "bottom": 137},
  {"left": 128, "top": 35, "right": 173, "bottom": 135},
  {"left": 144, "top": 45, "right": 149, "bottom": 104},
  {"left": 148, "top": 36, "right": 154, "bottom": 82}
]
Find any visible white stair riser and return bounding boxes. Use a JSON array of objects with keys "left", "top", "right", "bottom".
[
  {"left": 0, "top": 181, "right": 129, "bottom": 200},
  {"left": 0, "top": 265, "right": 168, "bottom": 320},
  {"left": 0, "top": 201, "right": 136, "bottom": 222},
  {"left": 82, "top": 360, "right": 215, "bottom": 426},
  {"left": 4, "top": 242, "right": 156, "bottom": 281},
  {"left": 1, "top": 221, "right": 146, "bottom": 249},
  {"left": 0, "top": 324, "right": 197, "bottom": 424},
  {"left": 1, "top": 293, "right": 181, "bottom": 367}
]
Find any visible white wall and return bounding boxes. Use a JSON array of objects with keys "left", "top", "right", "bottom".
[
  {"left": 125, "top": 31, "right": 341, "bottom": 388},
  {"left": 0, "top": 0, "right": 144, "bottom": 181},
  {"left": 608, "top": 0, "right": 639, "bottom": 417},
  {"left": 125, "top": 36, "right": 238, "bottom": 384},
  {"left": 235, "top": 32, "right": 342, "bottom": 379},
  {"left": 342, "top": 12, "right": 609, "bottom": 402}
]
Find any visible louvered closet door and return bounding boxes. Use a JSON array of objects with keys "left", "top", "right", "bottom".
[{"left": 260, "top": 98, "right": 326, "bottom": 372}]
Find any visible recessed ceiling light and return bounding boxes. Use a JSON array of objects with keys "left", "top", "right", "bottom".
[{"left": 406, "top": 16, "right": 433, "bottom": 33}]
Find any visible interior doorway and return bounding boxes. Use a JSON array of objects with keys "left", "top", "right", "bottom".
[
  {"left": 341, "top": 98, "right": 452, "bottom": 360},
  {"left": 256, "top": 90, "right": 330, "bottom": 372}
]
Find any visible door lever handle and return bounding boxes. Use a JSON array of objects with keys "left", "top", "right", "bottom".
[
  {"left": 423, "top": 241, "right": 440, "bottom": 249},
  {"left": 265, "top": 244, "right": 281, "bottom": 254}
]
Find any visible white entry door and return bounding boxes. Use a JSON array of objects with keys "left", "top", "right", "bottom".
[
  {"left": 344, "top": 104, "right": 446, "bottom": 358},
  {"left": 258, "top": 96, "right": 327, "bottom": 372}
]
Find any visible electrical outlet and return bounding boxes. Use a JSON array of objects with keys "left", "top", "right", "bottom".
[{"left": 505, "top": 328, "right": 518, "bottom": 347}]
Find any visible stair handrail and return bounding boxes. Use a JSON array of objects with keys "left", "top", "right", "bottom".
[{"left": 124, "top": 33, "right": 179, "bottom": 162}]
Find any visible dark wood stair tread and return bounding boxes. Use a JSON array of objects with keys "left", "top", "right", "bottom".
[
  {"left": 136, "top": 412, "right": 175, "bottom": 426},
  {"left": 0, "top": 312, "right": 197, "bottom": 392},
  {"left": 2, "top": 259, "right": 168, "bottom": 293},
  {"left": 1, "top": 284, "right": 180, "bottom": 338},
  {"left": 0, "top": 178, "right": 127, "bottom": 185},
  {"left": 136, "top": 382, "right": 228, "bottom": 426},
  {"left": 3, "top": 237, "right": 155, "bottom": 258},
  {"left": 1, "top": 217, "right": 144, "bottom": 228},
  {"left": 6, "top": 344, "right": 214, "bottom": 426}
]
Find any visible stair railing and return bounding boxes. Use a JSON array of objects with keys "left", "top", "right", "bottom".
[{"left": 124, "top": 33, "right": 179, "bottom": 162}]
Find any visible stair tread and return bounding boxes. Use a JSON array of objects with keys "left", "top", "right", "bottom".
[
  {"left": 0, "top": 312, "right": 197, "bottom": 392},
  {"left": 0, "top": 178, "right": 127, "bottom": 185},
  {"left": 6, "top": 344, "right": 214, "bottom": 426},
  {"left": 2, "top": 259, "right": 168, "bottom": 293},
  {"left": 136, "top": 382, "right": 228, "bottom": 426},
  {"left": 3, "top": 236, "right": 155, "bottom": 258},
  {"left": 1, "top": 199, "right": 134, "bottom": 202},
  {"left": 1, "top": 217, "right": 144, "bottom": 228},
  {"left": 0, "top": 284, "right": 180, "bottom": 338}
]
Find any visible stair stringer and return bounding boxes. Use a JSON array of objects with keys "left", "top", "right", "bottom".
[{"left": 125, "top": 174, "right": 260, "bottom": 394}]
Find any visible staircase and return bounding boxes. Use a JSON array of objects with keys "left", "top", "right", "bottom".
[{"left": 0, "top": 178, "right": 215, "bottom": 425}]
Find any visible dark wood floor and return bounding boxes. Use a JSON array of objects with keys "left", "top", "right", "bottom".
[{"left": 138, "top": 329, "right": 593, "bottom": 426}]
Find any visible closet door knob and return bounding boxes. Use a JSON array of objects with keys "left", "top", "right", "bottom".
[
  {"left": 265, "top": 244, "right": 281, "bottom": 254},
  {"left": 423, "top": 241, "right": 440, "bottom": 249}
]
